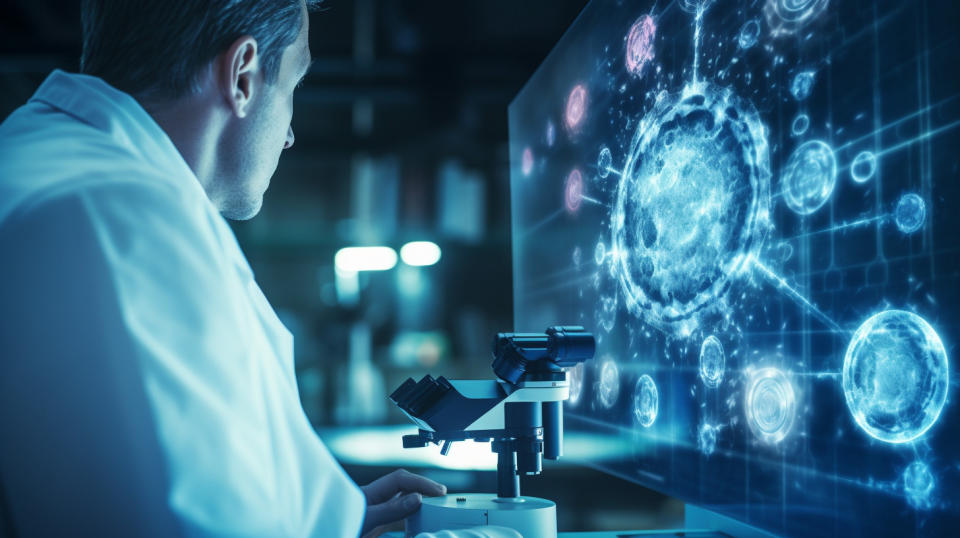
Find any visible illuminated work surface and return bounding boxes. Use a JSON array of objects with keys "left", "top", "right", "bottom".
[{"left": 318, "top": 425, "right": 632, "bottom": 471}]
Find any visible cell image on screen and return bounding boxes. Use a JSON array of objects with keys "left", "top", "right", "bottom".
[{"left": 508, "top": 0, "right": 960, "bottom": 535}]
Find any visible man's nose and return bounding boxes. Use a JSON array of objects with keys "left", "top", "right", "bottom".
[{"left": 284, "top": 125, "right": 295, "bottom": 149}]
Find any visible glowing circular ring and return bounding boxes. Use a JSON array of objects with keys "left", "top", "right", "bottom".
[
  {"left": 738, "top": 19, "right": 761, "bottom": 49},
  {"left": 745, "top": 367, "right": 796, "bottom": 444},
  {"left": 565, "top": 84, "right": 588, "bottom": 132},
  {"left": 791, "top": 114, "right": 810, "bottom": 136},
  {"left": 633, "top": 374, "right": 659, "bottom": 427},
  {"left": 850, "top": 151, "right": 877, "bottom": 183},
  {"left": 895, "top": 193, "right": 926, "bottom": 234},
  {"left": 764, "top": 0, "right": 830, "bottom": 37},
  {"left": 611, "top": 84, "right": 770, "bottom": 328},
  {"left": 781, "top": 139, "right": 837, "bottom": 215},
  {"left": 597, "top": 357, "right": 620, "bottom": 408},
  {"left": 842, "top": 310, "right": 948, "bottom": 444},
  {"left": 699, "top": 335, "right": 725, "bottom": 388}
]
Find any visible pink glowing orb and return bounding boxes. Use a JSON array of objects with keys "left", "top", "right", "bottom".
[
  {"left": 565, "top": 84, "right": 588, "bottom": 131},
  {"left": 626, "top": 15, "right": 656, "bottom": 75},
  {"left": 521, "top": 147, "right": 534, "bottom": 176},
  {"left": 565, "top": 168, "right": 584, "bottom": 213}
]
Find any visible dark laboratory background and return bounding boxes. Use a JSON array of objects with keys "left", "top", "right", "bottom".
[{"left": 0, "top": 0, "right": 682, "bottom": 532}]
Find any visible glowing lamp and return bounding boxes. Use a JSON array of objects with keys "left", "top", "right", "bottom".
[
  {"left": 400, "top": 241, "right": 442, "bottom": 267},
  {"left": 335, "top": 246, "right": 397, "bottom": 272}
]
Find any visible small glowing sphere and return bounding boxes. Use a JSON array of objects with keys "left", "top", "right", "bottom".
[
  {"left": 565, "top": 84, "right": 588, "bottom": 131},
  {"left": 850, "top": 150, "right": 877, "bottom": 183},
  {"left": 565, "top": 169, "right": 584, "bottom": 213},
  {"left": 597, "top": 147, "right": 613, "bottom": 179},
  {"left": 790, "top": 70, "right": 816, "bottom": 101},
  {"left": 521, "top": 147, "right": 534, "bottom": 176},
  {"left": 781, "top": 140, "right": 837, "bottom": 215},
  {"left": 633, "top": 374, "right": 659, "bottom": 427},
  {"left": 546, "top": 120, "right": 556, "bottom": 147},
  {"left": 765, "top": 0, "right": 831, "bottom": 37},
  {"left": 611, "top": 84, "right": 770, "bottom": 329},
  {"left": 598, "top": 294, "right": 617, "bottom": 333},
  {"left": 894, "top": 193, "right": 926, "bottom": 234},
  {"left": 625, "top": 15, "right": 656, "bottom": 76},
  {"left": 594, "top": 241, "right": 606, "bottom": 265},
  {"left": 745, "top": 367, "right": 796, "bottom": 444},
  {"left": 791, "top": 114, "right": 810, "bottom": 136},
  {"left": 597, "top": 357, "right": 621, "bottom": 408},
  {"left": 842, "top": 310, "right": 948, "bottom": 444},
  {"left": 738, "top": 19, "right": 761, "bottom": 49},
  {"left": 903, "top": 460, "right": 935, "bottom": 509},
  {"left": 567, "top": 362, "right": 585, "bottom": 405},
  {"left": 572, "top": 246, "right": 582, "bottom": 267},
  {"left": 678, "top": 0, "right": 714, "bottom": 14},
  {"left": 698, "top": 423, "right": 717, "bottom": 455},
  {"left": 699, "top": 335, "right": 725, "bottom": 388}
]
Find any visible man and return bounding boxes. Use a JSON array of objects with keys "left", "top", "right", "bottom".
[{"left": 0, "top": 1, "right": 445, "bottom": 536}]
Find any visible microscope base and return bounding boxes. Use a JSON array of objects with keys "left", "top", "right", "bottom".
[{"left": 405, "top": 493, "right": 557, "bottom": 538}]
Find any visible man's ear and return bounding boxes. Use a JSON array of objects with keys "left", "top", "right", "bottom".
[{"left": 217, "top": 35, "right": 260, "bottom": 118}]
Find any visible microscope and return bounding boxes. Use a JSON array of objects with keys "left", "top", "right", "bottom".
[{"left": 389, "top": 326, "right": 595, "bottom": 538}]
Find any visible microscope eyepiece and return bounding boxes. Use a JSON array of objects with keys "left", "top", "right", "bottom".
[{"left": 491, "top": 326, "right": 595, "bottom": 384}]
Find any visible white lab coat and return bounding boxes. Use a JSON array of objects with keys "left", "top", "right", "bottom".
[{"left": 0, "top": 70, "right": 365, "bottom": 537}]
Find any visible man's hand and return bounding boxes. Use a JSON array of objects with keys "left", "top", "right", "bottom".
[{"left": 360, "top": 469, "right": 447, "bottom": 537}]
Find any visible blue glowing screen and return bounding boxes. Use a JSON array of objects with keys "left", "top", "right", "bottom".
[{"left": 508, "top": 0, "right": 960, "bottom": 535}]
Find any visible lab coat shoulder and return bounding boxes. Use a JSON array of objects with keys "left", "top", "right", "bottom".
[
  {"left": 0, "top": 84, "right": 366, "bottom": 538},
  {"left": 0, "top": 99, "right": 190, "bottom": 226},
  {"left": 0, "top": 153, "right": 365, "bottom": 537},
  {"left": 0, "top": 174, "right": 364, "bottom": 536}
]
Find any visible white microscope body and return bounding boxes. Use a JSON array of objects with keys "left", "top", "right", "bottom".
[{"left": 389, "top": 326, "right": 595, "bottom": 538}]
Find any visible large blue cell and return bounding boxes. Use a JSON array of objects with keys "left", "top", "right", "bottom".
[
  {"left": 842, "top": 310, "right": 949, "bottom": 444},
  {"left": 610, "top": 84, "right": 770, "bottom": 330},
  {"left": 781, "top": 140, "right": 837, "bottom": 215}
]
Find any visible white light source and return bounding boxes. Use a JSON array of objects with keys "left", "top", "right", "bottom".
[
  {"left": 400, "top": 241, "right": 442, "bottom": 267},
  {"left": 335, "top": 246, "right": 397, "bottom": 272}
]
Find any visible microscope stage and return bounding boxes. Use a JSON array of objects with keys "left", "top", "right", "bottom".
[{"left": 406, "top": 493, "right": 557, "bottom": 538}]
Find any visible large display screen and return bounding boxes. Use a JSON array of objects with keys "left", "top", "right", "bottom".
[{"left": 509, "top": 0, "right": 959, "bottom": 535}]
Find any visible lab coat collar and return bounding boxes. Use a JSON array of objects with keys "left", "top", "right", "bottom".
[
  {"left": 29, "top": 69, "right": 199, "bottom": 194},
  {"left": 29, "top": 70, "right": 256, "bottom": 281}
]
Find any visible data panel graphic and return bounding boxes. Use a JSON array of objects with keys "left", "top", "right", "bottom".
[{"left": 509, "top": 0, "right": 960, "bottom": 535}]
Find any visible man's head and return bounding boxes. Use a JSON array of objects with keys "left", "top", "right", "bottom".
[{"left": 80, "top": 0, "right": 319, "bottom": 220}]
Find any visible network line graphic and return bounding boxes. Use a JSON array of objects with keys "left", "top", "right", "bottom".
[{"left": 509, "top": 0, "right": 960, "bottom": 535}]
